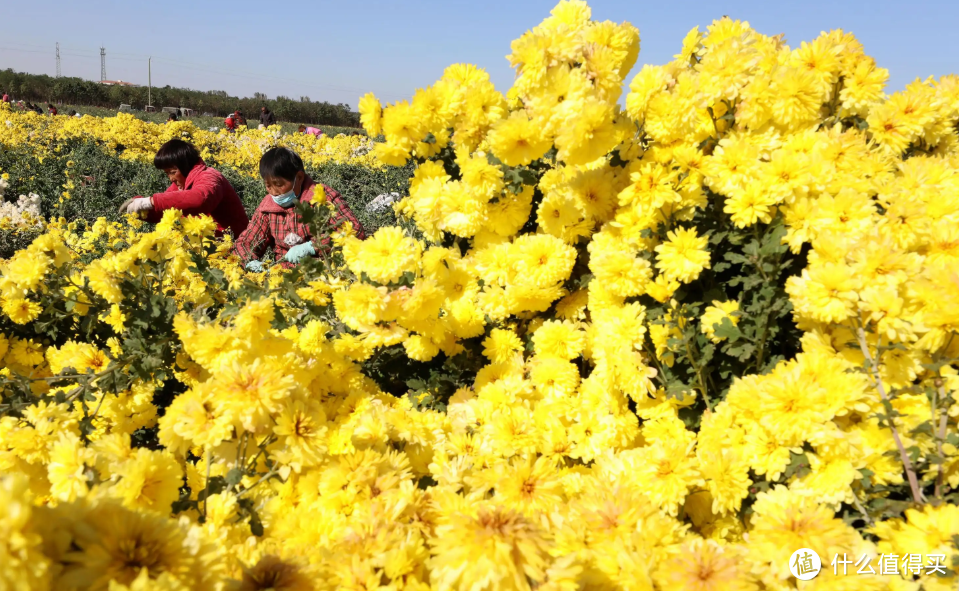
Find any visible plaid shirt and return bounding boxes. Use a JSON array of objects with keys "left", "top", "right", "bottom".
[{"left": 234, "top": 176, "right": 366, "bottom": 265}]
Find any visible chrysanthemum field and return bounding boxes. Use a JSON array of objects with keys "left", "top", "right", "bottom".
[{"left": 2, "top": 2, "right": 959, "bottom": 590}]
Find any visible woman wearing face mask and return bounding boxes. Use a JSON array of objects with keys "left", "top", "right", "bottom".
[
  {"left": 119, "top": 139, "right": 249, "bottom": 237},
  {"left": 234, "top": 147, "right": 366, "bottom": 272}
]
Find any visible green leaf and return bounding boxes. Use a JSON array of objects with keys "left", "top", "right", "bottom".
[
  {"left": 249, "top": 509, "right": 265, "bottom": 537},
  {"left": 727, "top": 342, "right": 756, "bottom": 362},
  {"left": 708, "top": 231, "right": 728, "bottom": 245},
  {"left": 195, "top": 476, "right": 226, "bottom": 502},
  {"left": 713, "top": 317, "right": 741, "bottom": 342},
  {"left": 784, "top": 451, "right": 810, "bottom": 480},
  {"left": 226, "top": 468, "right": 244, "bottom": 486},
  {"left": 417, "top": 475, "right": 438, "bottom": 490},
  {"left": 666, "top": 381, "right": 693, "bottom": 399},
  {"left": 880, "top": 398, "right": 896, "bottom": 418},
  {"left": 608, "top": 150, "right": 629, "bottom": 168},
  {"left": 922, "top": 359, "right": 952, "bottom": 373},
  {"left": 910, "top": 421, "right": 935, "bottom": 437}
]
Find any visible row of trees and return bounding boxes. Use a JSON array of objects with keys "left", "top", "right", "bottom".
[{"left": 0, "top": 69, "right": 361, "bottom": 127}]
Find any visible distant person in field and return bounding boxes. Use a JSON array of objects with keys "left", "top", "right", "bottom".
[
  {"left": 298, "top": 125, "right": 323, "bottom": 138},
  {"left": 118, "top": 139, "right": 249, "bottom": 237},
  {"left": 168, "top": 112, "right": 178, "bottom": 122},
  {"left": 47, "top": 104, "right": 57, "bottom": 116},
  {"left": 235, "top": 110, "right": 247, "bottom": 127},
  {"left": 1, "top": 91, "right": 9, "bottom": 103},
  {"left": 224, "top": 113, "right": 237, "bottom": 132},
  {"left": 234, "top": 147, "right": 365, "bottom": 272},
  {"left": 259, "top": 106, "right": 276, "bottom": 127}
]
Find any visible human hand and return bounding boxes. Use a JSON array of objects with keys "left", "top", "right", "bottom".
[
  {"left": 118, "top": 198, "right": 135, "bottom": 215},
  {"left": 283, "top": 241, "right": 316, "bottom": 264},
  {"left": 125, "top": 197, "right": 153, "bottom": 214},
  {"left": 245, "top": 260, "right": 265, "bottom": 273}
]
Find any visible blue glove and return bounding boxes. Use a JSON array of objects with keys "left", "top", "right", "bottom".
[
  {"left": 283, "top": 241, "right": 316, "bottom": 264},
  {"left": 245, "top": 260, "right": 264, "bottom": 273}
]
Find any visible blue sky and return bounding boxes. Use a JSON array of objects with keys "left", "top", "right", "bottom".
[{"left": 1, "top": 0, "right": 957, "bottom": 109}]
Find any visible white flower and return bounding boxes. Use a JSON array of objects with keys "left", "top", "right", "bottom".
[
  {"left": 0, "top": 187, "right": 44, "bottom": 229},
  {"left": 366, "top": 192, "right": 401, "bottom": 213}
]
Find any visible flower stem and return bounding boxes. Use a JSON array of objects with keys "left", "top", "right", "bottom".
[
  {"left": 851, "top": 488, "right": 874, "bottom": 526},
  {"left": 855, "top": 326, "right": 924, "bottom": 505},
  {"left": 203, "top": 447, "right": 212, "bottom": 519},
  {"left": 934, "top": 377, "right": 949, "bottom": 501},
  {"left": 236, "top": 468, "right": 279, "bottom": 498}
]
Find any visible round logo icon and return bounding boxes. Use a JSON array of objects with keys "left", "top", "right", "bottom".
[{"left": 789, "top": 548, "right": 822, "bottom": 580}]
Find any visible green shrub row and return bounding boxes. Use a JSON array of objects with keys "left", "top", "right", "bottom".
[
  {"left": 0, "top": 68, "right": 360, "bottom": 127},
  {"left": 61, "top": 105, "right": 366, "bottom": 137},
  {"left": 0, "top": 139, "right": 414, "bottom": 257}
]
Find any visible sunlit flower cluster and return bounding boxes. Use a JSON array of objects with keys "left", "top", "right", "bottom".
[{"left": 0, "top": 108, "right": 380, "bottom": 176}]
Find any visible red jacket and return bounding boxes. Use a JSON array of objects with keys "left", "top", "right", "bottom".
[
  {"left": 233, "top": 176, "right": 365, "bottom": 265},
  {"left": 145, "top": 162, "right": 249, "bottom": 237}
]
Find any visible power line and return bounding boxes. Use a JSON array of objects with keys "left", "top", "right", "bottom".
[
  {"left": 0, "top": 46, "right": 138, "bottom": 70},
  {"left": 149, "top": 57, "right": 402, "bottom": 99},
  {"left": 5, "top": 41, "right": 146, "bottom": 60},
  {"left": 37, "top": 45, "right": 388, "bottom": 96},
  {"left": 2, "top": 41, "right": 382, "bottom": 95},
  {"left": 0, "top": 43, "right": 407, "bottom": 103},
  {"left": 0, "top": 46, "right": 47, "bottom": 54},
  {"left": 21, "top": 41, "right": 394, "bottom": 97}
]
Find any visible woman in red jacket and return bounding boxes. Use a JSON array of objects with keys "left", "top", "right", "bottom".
[{"left": 120, "top": 139, "right": 249, "bottom": 237}]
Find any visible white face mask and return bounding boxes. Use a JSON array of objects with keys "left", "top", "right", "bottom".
[{"left": 270, "top": 176, "right": 301, "bottom": 208}]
